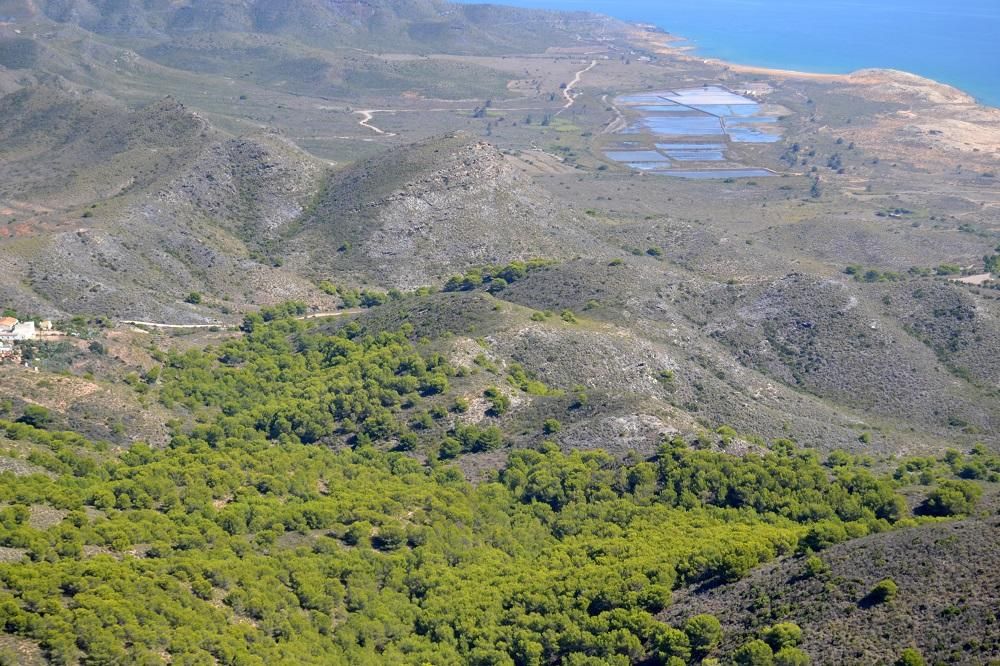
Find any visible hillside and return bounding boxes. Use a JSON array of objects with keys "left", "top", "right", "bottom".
[
  {"left": 284, "top": 133, "right": 608, "bottom": 287},
  {"left": 1, "top": 1, "right": 1000, "bottom": 663},
  {"left": 0, "top": 309, "right": 995, "bottom": 665},
  {"left": 663, "top": 514, "right": 1000, "bottom": 664},
  {"left": 0, "top": 0, "right": 626, "bottom": 54},
  {"left": 0, "top": 85, "right": 334, "bottom": 320}
]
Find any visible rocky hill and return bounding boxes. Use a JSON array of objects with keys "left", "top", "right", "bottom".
[
  {"left": 0, "top": 85, "right": 331, "bottom": 320},
  {"left": 0, "top": 0, "right": 627, "bottom": 54},
  {"left": 662, "top": 513, "right": 1000, "bottom": 664},
  {"left": 285, "top": 133, "right": 609, "bottom": 287}
]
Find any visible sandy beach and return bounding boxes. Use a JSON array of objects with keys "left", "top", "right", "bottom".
[{"left": 628, "top": 27, "right": 855, "bottom": 83}]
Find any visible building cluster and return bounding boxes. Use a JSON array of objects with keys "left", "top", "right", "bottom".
[{"left": 0, "top": 316, "right": 50, "bottom": 362}]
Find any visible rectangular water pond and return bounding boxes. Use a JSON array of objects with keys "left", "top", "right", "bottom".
[
  {"left": 604, "top": 150, "right": 670, "bottom": 162},
  {"left": 656, "top": 142, "right": 727, "bottom": 161},
  {"left": 725, "top": 127, "right": 782, "bottom": 143},
  {"left": 616, "top": 94, "right": 676, "bottom": 105},
  {"left": 726, "top": 116, "right": 779, "bottom": 124},
  {"left": 664, "top": 88, "right": 756, "bottom": 106},
  {"left": 627, "top": 162, "right": 673, "bottom": 171},
  {"left": 664, "top": 150, "right": 726, "bottom": 161},
  {"left": 656, "top": 143, "right": 726, "bottom": 150},
  {"left": 689, "top": 104, "right": 761, "bottom": 117},
  {"left": 643, "top": 116, "right": 723, "bottom": 136},
  {"left": 655, "top": 169, "right": 775, "bottom": 179}
]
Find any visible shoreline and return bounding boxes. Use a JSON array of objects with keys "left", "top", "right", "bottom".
[
  {"left": 628, "top": 26, "right": 854, "bottom": 83},
  {"left": 626, "top": 25, "right": 985, "bottom": 106}
]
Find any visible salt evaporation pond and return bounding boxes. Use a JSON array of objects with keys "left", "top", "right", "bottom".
[
  {"left": 657, "top": 169, "right": 775, "bottom": 179},
  {"left": 603, "top": 85, "right": 785, "bottom": 178},
  {"left": 655, "top": 143, "right": 727, "bottom": 161},
  {"left": 642, "top": 116, "right": 724, "bottom": 135},
  {"left": 605, "top": 151, "right": 671, "bottom": 162},
  {"left": 665, "top": 150, "right": 726, "bottom": 161},
  {"left": 636, "top": 105, "right": 691, "bottom": 112},
  {"left": 689, "top": 104, "right": 760, "bottom": 117},
  {"left": 616, "top": 94, "right": 678, "bottom": 105},
  {"left": 627, "top": 162, "right": 673, "bottom": 172},
  {"left": 660, "top": 86, "right": 755, "bottom": 106}
]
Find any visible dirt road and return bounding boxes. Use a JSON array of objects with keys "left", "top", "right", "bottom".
[{"left": 557, "top": 60, "right": 597, "bottom": 115}]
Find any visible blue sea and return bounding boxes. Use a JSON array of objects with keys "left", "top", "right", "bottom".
[{"left": 462, "top": 0, "right": 1000, "bottom": 107}]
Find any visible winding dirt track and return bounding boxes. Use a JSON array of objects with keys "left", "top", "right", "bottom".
[
  {"left": 601, "top": 93, "right": 626, "bottom": 134},
  {"left": 120, "top": 310, "right": 362, "bottom": 330},
  {"left": 557, "top": 60, "right": 597, "bottom": 115},
  {"left": 357, "top": 110, "right": 397, "bottom": 136}
]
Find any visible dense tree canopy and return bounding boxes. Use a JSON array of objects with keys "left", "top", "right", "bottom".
[{"left": 0, "top": 311, "right": 988, "bottom": 665}]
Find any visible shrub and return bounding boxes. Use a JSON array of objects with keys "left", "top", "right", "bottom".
[
  {"left": 372, "top": 524, "right": 407, "bottom": 551},
  {"left": 800, "top": 522, "right": 848, "bottom": 551},
  {"left": 17, "top": 405, "right": 51, "bottom": 428},
  {"left": 344, "top": 521, "right": 371, "bottom": 547},
  {"left": 867, "top": 578, "right": 898, "bottom": 605},
  {"left": 360, "top": 290, "right": 387, "bottom": 307},
  {"left": 651, "top": 626, "right": 691, "bottom": 663},
  {"left": 185, "top": 291, "right": 202, "bottom": 304},
  {"left": 484, "top": 387, "right": 510, "bottom": 417},
  {"left": 774, "top": 646, "right": 811, "bottom": 666},
  {"left": 716, "top": 425, "right": 738, "bottom": 445},
  {"left": 733, "top": 639, "right": 774, "bottom": 665},
  {"left": 895, "top": 648, "right": 926, "bottom": 666},
  {"left": 542, "top": 419, "right": 562, "bottom": 435},
  {"left": 803, "top": 555, "right": 826, "bottom": 578},
  {"left": 762, "top": 623, "right": 803, "bottom": 650},
  {"left": 684, "top": 614, "right": 722, "bottom": 655},
  {"left": 921, "top": 480, "right": 982, "bottom": 516}
]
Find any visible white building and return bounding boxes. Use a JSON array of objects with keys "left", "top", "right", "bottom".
[{"left": 0, "top": 318, "right": 36, "bottom": 342}]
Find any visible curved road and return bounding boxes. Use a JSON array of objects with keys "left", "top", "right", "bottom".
[
  {"left": 357, "top": 110, "right": 397, "bottom": 136},
  {"left": 120, "top": 309, "right": 361, "bottom": 330},
  {"left": 557, "top": 60, "right": 597, "bottom": 116}
]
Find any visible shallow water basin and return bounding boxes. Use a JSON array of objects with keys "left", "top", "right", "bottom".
[
  {"left": 664, "top": 150, "right": 726, "bottom": 161},
  {"left": 604, "top": 150, "right": 670, "bottom": 162},
  {"left": 656, "top": 169, "right": 775, "bottom": 179},
  {"left": 690, "top": 104, "right": 761, "bottom": 117},
  {"left": 726, "top": 127, "right": 782, "bottom": 143},
  {"left": 616, "top": 94, "right": 676, "bottom": 105},
  {"left": 627, "top": 162, "right": 673, "bottom": 171},
  {"left": 643, "top": 116, "right": 724, "bottom": 135}
]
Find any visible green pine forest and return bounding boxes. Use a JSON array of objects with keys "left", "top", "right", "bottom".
[{"left": 0, "top": 306, "right": 994, "bottom": 665}]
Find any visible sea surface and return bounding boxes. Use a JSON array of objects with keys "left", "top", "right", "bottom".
[{"left": 461, "top": 0, "right": 1000, "bottom": 107}]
